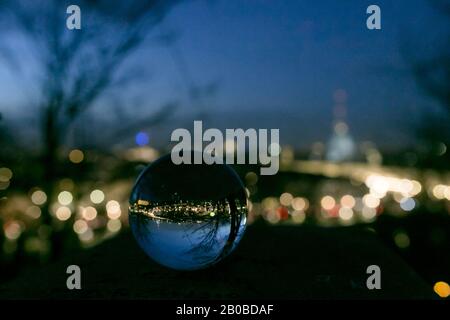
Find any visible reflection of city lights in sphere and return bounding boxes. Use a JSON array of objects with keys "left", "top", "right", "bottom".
[{"left": 129, "top": 153, "right": 248, "bottom": 271}]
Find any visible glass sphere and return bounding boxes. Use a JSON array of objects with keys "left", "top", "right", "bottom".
[{"left": 129, "top": 153, "right": 248, "bottom": 271}]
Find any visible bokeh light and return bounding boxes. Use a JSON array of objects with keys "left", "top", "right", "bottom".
[
  {"left": 292, "top": 197, "right": 309, "bottom": 211},
  {"left": 90, "top": 189, "right": 105, "bottom": 204},
  {"left": 69, "top": 149, "right": 84, "bottom": 164},
  {"left": 400, "top": 198, "right": 415, "bottom": 212},
  {"left": 73, "top": 220, "right": 88, "bottom": 234},
  {"left": 363, "top": 194, "right": 380, "bottom": 209},
  {"left": 135, "top": 132, "right": 149, "bottom": 146},
  {"left": 394, "top": 230, "right": 410, "bottom": 249},
  {"left": 31, "top": 190, "right": 47, "bottom": 206},
  {"left": 321, "top": 196, "right": 335, "bottom": 210},
  {"left": 4, "top": 221, "right": 22, "bottom": 240},
  {"left": 58, "top": 191, "right": 73, "bottom": 206},
  {"left": 0, "top": 167, "right": 13, "bottom": 182},
  {"left": 82, "top": 206, "right": 97, "bottom": 221},
  {"left": 106, "top": 200, "right": 121, "bottom": 219},
  {"left": 434, "top": 281, "right": 450, "bottom": 298},
  {"left": 25, "top": 206, "right": 41, "bottom": 219},
  {"left": 55, "top": 207, "right": 71, "bottom": 221},
  {"left": 279, "top": 192, "right": 293, "bottom": 206},
  {"left": 107, "top": 219, "right": 122, "bottom": 233},
  {"left": 340, "top": 195, "right": 356, "bottom": 209}
]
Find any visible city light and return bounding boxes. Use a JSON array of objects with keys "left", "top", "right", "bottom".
[
  {"left": 340, "top": 195, "right": 356, "bottom": 209},
  {"left": 400, "top": 198, "right": 415, "bottom": 212},
  {"left": 55, "top": 207, "right": 71, "bottom": 221},
  {"left": 25, "top": 206, "right": 41, "bottom": 219},
  {"left": 58, "top": 191, "right": 73, "bottom": 206},
  {"left": 90, "top": 189, "right": 105, "bottom": 204},
  {"left": 434, "top": 281, "right": 450, "bottom": 298},
  {"left": 69, "top": 149, "right": 84, "bottom": 164},
  {"left": 338, "top": 207, "right": 353, "bottom": 221},
  {"left": 321, "top": 196, "right": 335, "bottom": 210},
  {"left": 135, "top": 132, "right": 150, "bottom": 146},
  {"left": 279, "top": 193, "right": 293, "bottom": 206},
  {"left": 394, "top": 230, "right": 410, "bottom": 249},
  {"left": 361, "top": 207, "right": 377, "bottom": 221},
  {"left": 31, "top": 190, "right": 47, "bottom": 206},
  {"left": 0, "top": 167, "right": 13, "bottom": 182},
  {"left": 432, "top": 184, "right": 447, "bottom": 200},
  {"left": 106, "top": 200, "right": 121, "bottom": 219},
  {"left": 363, "top": 194, "right": 380, "bottom": 209},
  {"left": 292, "top": 197, "right": 309, "bottom": 211},
  {"left": 73, "top": 220, "right": 88, "bottom": 234},
  {"left": 0, "top": 180, "right": 9, "bottom": 190},
  {"left": 59, "top": 178, "right": 75, "bottom": 191},
  {"left": 107, "top": 219, "right": 122, "bottom": 233},
  {"left": 78, "top": 228, "right": 94, "bottom": 242},
  {"left": 82, "top": 206, "right": 97, "bottom": 221},
  {"left": 291, "top": 210, "right": 306, "bottom": 224},
  {"left": 4, "top": 221, "right": 22, "bottom": 240},
  {"left": 245, "top": 172, "right": 258, "bottom": 186}
]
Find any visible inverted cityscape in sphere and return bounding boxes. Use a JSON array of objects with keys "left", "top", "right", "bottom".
[{"left": 129, "top": 153, "right": 248, "bottom": 270}]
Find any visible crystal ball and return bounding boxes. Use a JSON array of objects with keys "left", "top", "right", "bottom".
[{"left": 129, "top": 153, "right": 248, "bottom": 270}]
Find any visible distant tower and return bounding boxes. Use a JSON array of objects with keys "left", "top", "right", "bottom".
[{"left": 325, "top": 89, "right": 356, "bottom": 162}]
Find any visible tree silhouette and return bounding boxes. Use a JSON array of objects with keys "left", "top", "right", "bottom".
[
  {"left": 0, "top": 0, "right": 182, "bottom": 258},
  {"left": 402, "top": 0, "right": 450, "bottom": 168},
  {"left": 409, "top": 0, "right": 450, "bottom": 114}
]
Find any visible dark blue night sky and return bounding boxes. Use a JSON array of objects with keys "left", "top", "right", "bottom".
[{"left": 1, "top": 0, "right": 448, "bottom": 150}]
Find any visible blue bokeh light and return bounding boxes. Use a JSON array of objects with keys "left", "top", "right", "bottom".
[{"left": 135, "top": 132, "right": 150, "bottom": 146}]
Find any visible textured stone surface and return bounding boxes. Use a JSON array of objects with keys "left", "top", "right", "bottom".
[{"left": 0, "top": 223, "right": 435, "bottom": 299}]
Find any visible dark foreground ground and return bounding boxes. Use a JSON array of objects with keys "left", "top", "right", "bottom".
[{"left": 0, "top": 223, "right": 435, "bottom": 299}]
